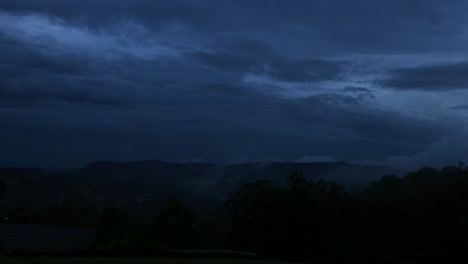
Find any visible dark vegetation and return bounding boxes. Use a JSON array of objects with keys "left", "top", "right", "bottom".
[
  {"left": 2, "top": 161, "right": 468, "bottom": 262},
  {"left": 0, "top": 258, "right": 288, "bottom": 264},
  {"left": 0, "top": 179, "right": 4, "bottom": 200}
]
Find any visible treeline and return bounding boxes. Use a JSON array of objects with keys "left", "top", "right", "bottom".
[
  {"left": 94, "top": 197, "right": 200, "bottom": 251},
  {"left": 0, "top": 179, "right": 4, "bottom": 200},
  {"left": 2, "top": 163, "right": 468, "bottom": 262},
  {"left": 224, "top": 165, "right": 468, "bottom": 261},
  {"left": 90, "top": 163, "right": 468, "bottom": 262}
]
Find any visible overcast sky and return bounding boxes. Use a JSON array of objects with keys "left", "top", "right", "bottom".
[{"left": 1, "top": 0, "right": 468, "bottom": 169}]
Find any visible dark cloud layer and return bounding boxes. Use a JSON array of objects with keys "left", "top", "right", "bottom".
[
  {"left": 382, "top": 63, "right": 468, "bottom": 90},
  {"left": 264, "top": 59, "right": 347, "bottom": 82},
  {"left": 191, "top": 50, "right": 348, "bottom": 82},
  {"left": 1, "top": 0, "right": 468, "bottom": 168},
  {"left": 3, "top": 0, "right": 468, "bottom": 54},
  {"left": 450, "top": 105, "right": 468, "bottom": 110}
]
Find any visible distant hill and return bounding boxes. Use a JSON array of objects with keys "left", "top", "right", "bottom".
[
  {"left": 75, "top": 160, "right": 395, "bottom": 191},
  {"left": 73, "top": 160, "right": 222, "bottom": 199},
  {"left": 0, "top": 160, "right": 397, "bottom": 213},
  {"left": 79, "top": 160, "right": 221, "bottom": 182}
]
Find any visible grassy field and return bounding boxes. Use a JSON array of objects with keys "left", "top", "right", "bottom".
[{"left": 0, "top": 258, "right": 299, "bottom": 264}]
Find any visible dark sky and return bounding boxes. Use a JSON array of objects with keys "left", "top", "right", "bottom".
[{"left": 1, "top": 0, "right": 468, "bottom": 169}]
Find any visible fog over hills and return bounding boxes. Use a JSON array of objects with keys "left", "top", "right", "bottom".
[{"left": 0, "top": 160, "right": 396, "bottom": 211}]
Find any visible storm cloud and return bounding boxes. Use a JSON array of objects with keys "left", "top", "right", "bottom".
[
  {"left": 450, "top": 105, "right": 468, "bottom": 110},
  {"left": 382, "top": 63, "right": 468, "bottom": 90},
  {"left": 1, "top": 1, "right": 468, "bottom": 169}
]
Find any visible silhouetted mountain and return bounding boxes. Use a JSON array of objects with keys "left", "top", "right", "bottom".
[
  {"left": 74, "top": 160, "right": 396, "bottom": 196},
  {"left": 0, "top": 168, "right": 65, "bottom": 207},
  {"left": 73, "top": 160, "right": 222, "bottom": 203},
  {"left": 0, "top": 160, "right": 397, "bottom": 218},
  {"left": 78, "top": 160, "right": 221, "bottom": 184}
]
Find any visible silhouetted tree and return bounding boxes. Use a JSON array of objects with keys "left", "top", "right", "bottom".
[
  {"left": 151, "top": 196, "right": 200, "bottom": 249},
  {"left": 94, "top": 206, "right": 129, "bottom": 249},
  {"left": 224, "top": 180, "right": 278, "bottom": 255},
  {"left": 0, "top": 180, "right": 4, "bottom": 200},
  {"left": 224, "top": 172, "right": 348, "bottom": 260}
]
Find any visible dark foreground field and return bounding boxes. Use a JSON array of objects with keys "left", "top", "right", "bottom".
[{"left": 0, "top": 259, "right": 298, "bottom": 264}]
